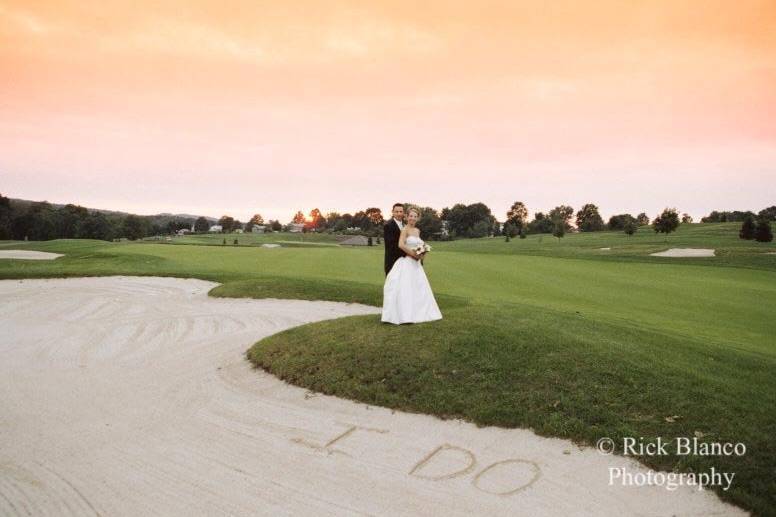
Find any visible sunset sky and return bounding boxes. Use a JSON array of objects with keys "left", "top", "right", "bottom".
[{"left": 2, "top": 0, "right": 774, "bottom": 222}]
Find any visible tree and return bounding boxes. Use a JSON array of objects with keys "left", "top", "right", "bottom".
[
  {"left": 471, "top": 220, "right": 490, "bottom": 238},
  {"left": 218, "top": 215, "right": 235, "bottom": 232},
  {"left": 502, "top": 222, "right": 519, "bottom": 238},
  {"left": 681, "top": 213, "right": 693, "bottom": 224},
  {"left": 292, "top": 211, "right": 306, "bottom": 224},
  {"left": 552, "top": 217, "right": 565, "bottom": 241},
  {"left": 608, "top": 213, "right": 636, "bottom": 231},
  {"left": 443, "top": 202, "right": 494, "bottom": 238},
  {"left": 755, "top": 218, "right": 773, "bottom": 242},
  {"left": 123, "top": 215, "right": 146, "bottom": 240},
  {"left": 739, "top": 216, "right": 756, "bottom": 240},
  {"left": 548, "top": 205, "right": 574, "bottom": 231},
  {"left": 527, "top": 212, "right": 554, "bottom": 234},
  {"left": 506, "top": 202, "right": 528, "bottom": 231},
  {"left": 194, "top": 217, "right": 209, "bottom": 233},
  {"left": 758, "top": 206, "right": 776, "bottom": 221},
  {"left": 414, "top": 206, "right": 443, "bottom": 239},
  {"left": 80, "top": 212, "right": 114, "bottom": 240},
  {"left": 624, "top": 220, "right": 637, "bottom": 237},
  {"left": 576, "top": 203, "right": 605, "bottom": 232},
  {"left": 0, "top": 193, "right": 11, "bottom": 239},
  {"left": 332, "top": 219, "right": 348, "bottom": 232},
  {"left": 636, "top": 212, "right": 650, "bottom": 226},
  {"left": 248, "top": 214, "right": 264, "bottom": 227},
  {"left": 364, "top": 207, "right": 384, "bottom": 226},
  {"left": 701, "top": 210, "right": 755, "bottom": 223},
  {"left": 492, "top": 219, "right": 501, "bottom": 237},
  {"left": 325, "top": 212, "right": 341, "bottom": 228},
  {"left": 653, "top": 208, "right": 680, "bottom": 236},
  {"left": 12, "top": 201, "right": 59, "bottom": 240},
  {"left": 269, "top": 219, "right": 282, "bottom": 232},
  {"left": 58, "top": 204, "right": 89, "bottom": 238}
]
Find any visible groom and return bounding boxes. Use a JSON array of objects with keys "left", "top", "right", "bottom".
[{"left": 383, "top": 203, "right": 407, "bottom": 275}]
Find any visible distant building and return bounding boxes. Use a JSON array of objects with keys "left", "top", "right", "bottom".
[
  {"left": 288, "top": 223, "right": 304, "bottom": 233},
  {"left": 176, "top": 229, "right": 191, "bottom": 236},
  {"left": 208, "top": 225, "right": 223, "bottom": 232},
  {"left": 234, "top": 228, "right": 243, "bottom": 234},
  {"left": 251, "top": 225, "right": 266, "bottom": 233}
]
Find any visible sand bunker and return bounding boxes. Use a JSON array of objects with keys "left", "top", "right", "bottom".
[
  {"left": 650, "top": 248, "right": 715, "bottom": 258},
  {"left": 0, "top": 250, "right": 63, "bottom": 260},
  {"left": 0, "top": 276, "right": 743, "bottom": 516}
]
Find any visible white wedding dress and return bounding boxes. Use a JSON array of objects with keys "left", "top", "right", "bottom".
[{"left": 381, "top": 235, "right": 443, "bottom": 324}]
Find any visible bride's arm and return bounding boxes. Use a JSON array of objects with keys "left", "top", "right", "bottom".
[{"left": 398, "top": 229, "right": 419, "bottom": 259}]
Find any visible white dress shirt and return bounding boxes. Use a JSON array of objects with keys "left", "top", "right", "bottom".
[{"left": 394, "top": 218, "right": 403, "bottom": 230}]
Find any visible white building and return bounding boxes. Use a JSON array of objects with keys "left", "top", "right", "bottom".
[
  {"left": 288, "top": 223, "right": 304, "bottom": 233},
  {"left": 208, "top": 225, "right": 223, "bottom": 232},
  {"left": 251, "top": 225, "right": 266, "bottom": 233}
]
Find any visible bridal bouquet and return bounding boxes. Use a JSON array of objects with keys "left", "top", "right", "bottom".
[{"left": 412, "top": 243, "right": 431, "bottom": 256}]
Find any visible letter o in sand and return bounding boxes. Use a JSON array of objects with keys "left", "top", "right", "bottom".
[{"left": 472, "top": 459, "right": 541, "bottom": 496}]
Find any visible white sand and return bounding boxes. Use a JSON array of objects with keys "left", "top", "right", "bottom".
[
  {"left": 599, "top": 247, "right": 611, "bottom": 250},
  {"left": 0, "top": 250, "right": 64, "bottom": 260},
  {"left": 0, "top": 276, "right": 744, "bottom": 516},
  {"left": 650, "top": 248, "right": 715, "bottom": 257},
  {"left": 261, "top": 243, "right": 281, "bottom": 248}
]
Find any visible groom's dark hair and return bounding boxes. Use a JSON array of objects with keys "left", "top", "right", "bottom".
[{"left": 392, "top": 203, "right": 404, "bottom": 210}]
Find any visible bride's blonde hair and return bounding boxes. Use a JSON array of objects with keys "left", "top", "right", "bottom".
[{"left": 407, "top": 207, "right": 420, "bottom": 217}]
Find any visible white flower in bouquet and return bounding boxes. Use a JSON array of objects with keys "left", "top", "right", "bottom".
[{"left": 412, "top": 243, "right": 431, "bottom": 255}]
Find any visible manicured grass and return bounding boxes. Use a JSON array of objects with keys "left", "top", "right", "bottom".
[
  {"left": 158, "top": 231, "right": 344, "bottom": 247},
  {"left": 433, "top": 222, "right": 776, "bottom": 271},
  {"left": 1, "top": 223, "right": 774, "bottom": 514}
]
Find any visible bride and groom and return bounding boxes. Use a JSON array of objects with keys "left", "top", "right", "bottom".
[{"left": 381, "top": 203, "right": 443, "bottom": 324}]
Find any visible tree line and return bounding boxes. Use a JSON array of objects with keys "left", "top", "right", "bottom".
[
  {"left": 1, "top": 193, "right": 773, "bottom": 242},
  {"left": 0, "top": 195, "right": 204, "bottom": 241}
]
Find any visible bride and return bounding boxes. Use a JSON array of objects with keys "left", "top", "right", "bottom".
[{"left": 381, "top": 207, "right": 443, "bottom": 324}]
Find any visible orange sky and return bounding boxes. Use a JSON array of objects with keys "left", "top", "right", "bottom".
[{"left": 2, "top": 0, "right": 775, "bottom": 222}]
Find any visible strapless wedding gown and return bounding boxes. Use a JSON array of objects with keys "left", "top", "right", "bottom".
[{"left": 381, "top": 235, "right": 443, "bottom": 324}]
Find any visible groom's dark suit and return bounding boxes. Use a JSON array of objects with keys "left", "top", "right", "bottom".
[{"left": 383, "top": 218, "right": 406, "bottom": 275}]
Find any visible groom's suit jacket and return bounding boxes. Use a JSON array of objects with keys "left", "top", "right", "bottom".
[{"left": 383, "top": 219, "right": 406, "bottom": 275}]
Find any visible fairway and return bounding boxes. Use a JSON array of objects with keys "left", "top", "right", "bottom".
[{"left": 1, "top": 223, "right": 775, "bottom": 515}]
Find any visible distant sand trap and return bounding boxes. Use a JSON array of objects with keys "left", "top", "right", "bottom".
[
  {"left": 599, "top": 247, "right": 611, "bottom": 250},
  {"left": 0, "top": 276, "right": 744, "bottom": 516},
  {"left": 261, "top": 243, "right": 281, "bottom": 248},
  {"left": 650, "top": 248, "right": 715, "bottom": 257},
  {"left": 0, "top": 250, "right": 64, "bottom": 260}
]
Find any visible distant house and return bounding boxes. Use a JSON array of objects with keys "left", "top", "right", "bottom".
[
  {"left": 251, "top": 225, "right": 266, "bottom": 233},
  {"left": 208, "top": 225, "right": 223, "bottom": 232},
  {"left": 288, "top": 223, "right": 304, "bottom": 233},
  {"left": 234, "top": 228, "right": 243, "bottom": 234},
  {"left": 176, "top": 228, "right": 191, "bottom": 236}
]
